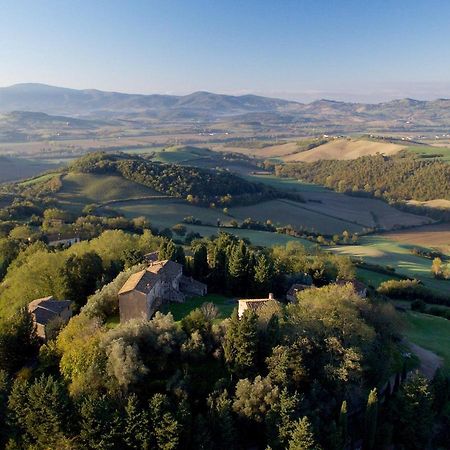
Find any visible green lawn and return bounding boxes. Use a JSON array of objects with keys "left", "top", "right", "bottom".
[
  {"left": 165, "top": 294, "right": 236, "bottom": 321},
  {"left": 402, "top": 311, "right": 450, "bottom": 374}
]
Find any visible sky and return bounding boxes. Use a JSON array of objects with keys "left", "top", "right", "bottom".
[{"left": 0, "top": 0, "right": 449, "bottom": 102}]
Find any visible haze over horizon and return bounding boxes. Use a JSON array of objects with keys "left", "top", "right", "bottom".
[{"left": 1, "top": 0, "right": 450, "bottom": 102}]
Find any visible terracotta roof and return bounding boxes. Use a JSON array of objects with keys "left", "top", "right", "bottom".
[
  {"left": 147, "top": 260, "right": 182, "bottom": 278},
  {"left": 118, "top": 270, "right": 159, "bottom": 295},
  {"left": 239, "top": 298, "right": 274, "bottom": 311}
]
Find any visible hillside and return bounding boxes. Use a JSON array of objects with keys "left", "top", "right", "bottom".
[
  {"left": 282, "top": 138, "right": 406, "bottom": 162},
  {"left": 0, "top": 156, "right": 56, "bottom": 183},
  {"left": 68, "top": 152, "right": 283, "bottom": 206},
  {"left": 0, "top": 84, "right": 449, "bottom": 133},
  {"left": 276, "top": 154, "right": 450, "bottom": 203},
  {"left": 0, "top": 83, "right": 296, "bottom": 118}
]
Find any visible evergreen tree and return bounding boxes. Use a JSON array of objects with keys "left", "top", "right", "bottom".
[
  {"left": 173, "top": 245, "right": 186, "bottom": 266},
  {"left": 0, "top": 370, "right": 10, "bottom": 447},
  {"left": 60, "top": 251, "right": 103, "bottom": 309},
  {"left": 253, "top": 253, "right": 273, "bottom": 295},
  {"left": 207, "top": 389, "right": 236, "bottom": 450},
  {"left": 228, "top": 241, "right": 249, "bottom": 295},
  {"left": 149, "top": 393, "right": 180, "bottom": 450},
  {"left": 159, "top": 239, "right": 177, "bottom": 261},
  {"left": 393, "top": 373, "right": 434, "bottom": 450},
  {"left": 209, "top": 246, "right": 228, "bottom": 291},
  {"left": 124, "top": 394, "right": 150, "bottom": 449},
  {"left": 364, "top": 388, "right": 378, "bottom": 450},
  {"left": 192, "top": 243, "right": 208, "bottom": 279},
  {"left": 79, "top": 394, "right": 123, "bottom": 449},
  {"left": 288, "top": 416, "right": 320, "bottom": 450},
  {"left": 0, "top": 308, "right": 38, "bottom": 373},
  {"left": 8, "top": 375, "right": 71, "bottom": 448},
  {"left": 338, "top": 400, "right": 348, "bottom": 448},
  {"left": 223, "top": 309, "right": 259, "bottom": 378}
]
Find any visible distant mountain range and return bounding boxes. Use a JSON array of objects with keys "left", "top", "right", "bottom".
[{"left": 0, "top": 83, "right": 449, "bottom": 130}]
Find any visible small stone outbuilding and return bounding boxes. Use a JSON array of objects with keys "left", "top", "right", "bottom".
[
  {"left": 238, "top": 293, "right": 277, "bottom": 318},
  {"left": 28, "top": 296, "right": 72, "bottom": 340}
]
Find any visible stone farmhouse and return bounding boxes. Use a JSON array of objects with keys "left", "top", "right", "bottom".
[
  {"left": 118, "top": 259, "right": 207, "bottom": 323},
  {"left": 28, "top": 296, "right": 72, "bottom": 340}
]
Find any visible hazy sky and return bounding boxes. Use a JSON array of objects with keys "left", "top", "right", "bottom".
[{"left": 1, "top": 0, "right": 449, "bottom": 102}]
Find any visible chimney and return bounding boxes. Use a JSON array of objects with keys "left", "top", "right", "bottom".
[{"left": 268, "top": 293, "right": 274, "bottom": 300}]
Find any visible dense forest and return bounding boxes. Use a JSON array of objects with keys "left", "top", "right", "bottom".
[
  {"left": 275, "top": 154, "right": 450, "bottom": 202},
  {"left": 0, "top": 227, "right": 449, "bottom": 449}
]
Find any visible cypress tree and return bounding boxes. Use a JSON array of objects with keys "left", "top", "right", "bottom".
[
  {"left": 149, "top": 393, "right": 180, "bottom": 450},
  {"left": 338, "top": 400, "right": 348, "bottom": 447},
  {"left": 253, "top": 253, "right": 272, "bottom": 295},
  {"left": 223, "top": 309, "right": 258, "bottom": 378},
  {"left": 228, "top": 241, "right": 249, "bottom": 295},
  {"left": 124, "top": 394, "right": 150, "bottom": 449},
  {"left": 288, "top": 416, "right": 319, "bottom": 450},
  {"left": 364, "top": 388, "right": 378, "bottom": 450},
  {"left": 192, "top": 244, "right": 208, "bottom": 279}
]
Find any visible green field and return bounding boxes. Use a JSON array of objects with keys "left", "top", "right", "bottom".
[
  {"left": 56, "top": 173, "right": 161, "bottom": 211},
  {"left": 402, "top": 311, "right": 450, "bottom": 373},
  {"left": 19, "top": 172, "right": 60, "bottom": 186},
  {"left": 165, "top": 294, "right": 236, "bottom": 321},
  {"left": 150, "top": 146, "right": 214, "bottom": 164},
  {"left": 407, "top": 144, "right": 450, "bottom": 162},
  {"left": 231, "top": 199, "right": 364, "bottom": 234},
  {"left": 244, "top": 174, "right": 327, "bottom": 193},
  {"left": 113, "top": 198, "right": 231, "bottom": 229},
  {"left": 356, "top": 267, "right": 403, "bottom": 288},
  {"left": 184, "top": 224, "right": 315, "bottom": 248},
  {"left": 332, "top": 236, "right": 450, "bottom": 294}
]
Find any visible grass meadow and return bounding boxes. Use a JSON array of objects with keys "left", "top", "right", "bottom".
[
  {"left": 165, "top": 294, "right": 236, "bottom": 321},
  {"left": 402, "top": 311, "right": 450, "bottom": 373},
  {"left": 331, "top": 236, "right": 450, "bottom": 294}
]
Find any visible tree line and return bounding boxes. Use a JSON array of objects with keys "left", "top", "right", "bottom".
[{"left": 275, "top": 153, "right": 450, "bottom": 203}]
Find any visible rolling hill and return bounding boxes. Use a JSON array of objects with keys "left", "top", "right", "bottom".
[
  {"left": 0, "top": 84, "right": 449, "bottom": 133},
  {"left": 282, "top": 138, "right": 406, "bottom": 162},
  {"left": 0, "top": 156, "right": 57, "bottom": 183}
]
